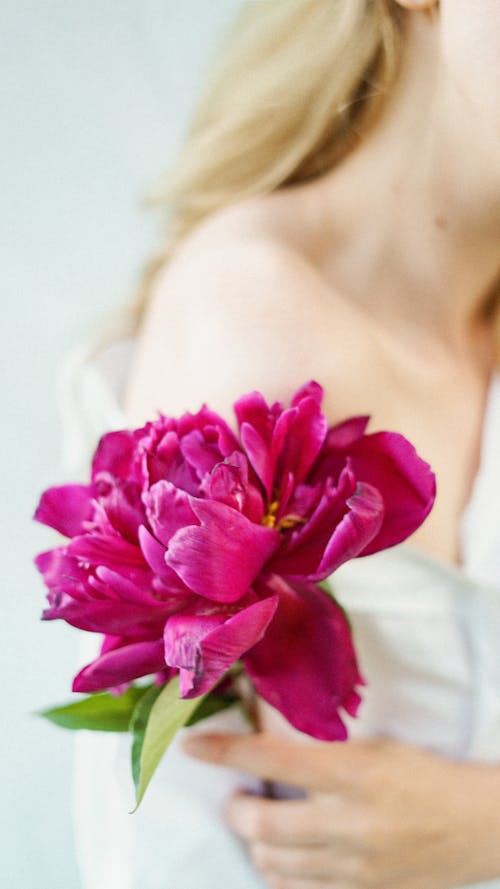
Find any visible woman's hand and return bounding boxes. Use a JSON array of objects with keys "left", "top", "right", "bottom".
[{"left": 183, "top": 732, "right": 500, "bottom": 889}]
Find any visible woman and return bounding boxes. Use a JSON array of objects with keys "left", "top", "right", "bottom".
[{"left": 72, "top": 1, "right": 500, "bottom": 887}]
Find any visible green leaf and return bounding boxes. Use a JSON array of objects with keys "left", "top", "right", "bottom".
[
  {"left": 38, "top": 686, "right": 151, "bottom": 732},
  {"left": 131, "top": 676, "right": 205, "bottom": 812},
  {"left": 186, "top": 691, "right": 239, "bottom": 727},
  {"left": 130, "top": 684, "right": 163, "bottom": 791}
]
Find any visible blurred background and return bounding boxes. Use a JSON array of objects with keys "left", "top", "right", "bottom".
[{"left": 1, "top": 2, "right": 241, "bottom": 885}]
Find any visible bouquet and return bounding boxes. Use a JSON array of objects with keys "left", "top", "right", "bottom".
[{"left": 34, "top": 380, "right": 435, "bottom": 808}]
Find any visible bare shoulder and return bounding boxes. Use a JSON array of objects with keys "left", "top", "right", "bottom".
[{"left": 124, "top": 201, "right": 379, "bottom": 426}]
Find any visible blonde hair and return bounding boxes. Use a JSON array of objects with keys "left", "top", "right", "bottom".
[
  {"left": 122, "top": 0, "right": 404, "bottom": 330},
  {"left": 117, "top": 0, "right": 500, "bottom": 353}
]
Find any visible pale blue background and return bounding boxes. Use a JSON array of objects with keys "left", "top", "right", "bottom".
[{"left": 1, "top": 2, "right": 241, "bottom": 886}]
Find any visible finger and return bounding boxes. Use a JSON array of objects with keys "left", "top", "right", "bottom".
[
  {"left": 250, "top": 840, "right": 358, "bottom": 880},
  {"left": 262, "top": 875, "right": 352, "bottom": 889},
  {"left": 182, "top": 731, "right": 381, "bottom": 792},
  {"left": 224, "top": 793, "right": 329, "bottom": 846}
]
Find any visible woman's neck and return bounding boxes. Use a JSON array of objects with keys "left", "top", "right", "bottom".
[{"left": 295, "top": 14, "right": 500, "bottom": 365}]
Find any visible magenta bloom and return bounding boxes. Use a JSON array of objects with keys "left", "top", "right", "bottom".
[{"left": 34, "top": 381, "right": 435, "bottom": 740}]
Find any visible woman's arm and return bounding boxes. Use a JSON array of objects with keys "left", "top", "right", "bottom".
[
  {"left": 123, "top": 207, "right": 373, "bottom": 430},
  {"left": 183, "top": 731, "right": 500, "bottom": 889}
]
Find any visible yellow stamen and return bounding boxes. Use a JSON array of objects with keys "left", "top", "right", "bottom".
[
  {"left": 262, "top": 499, "right": 307, "bottom": 531},
  {"left": 261, "top": 499, "right": 279, "bottom": 528},
  {"left": 277, "top": 514, "right": 307, "bottom": 531}
]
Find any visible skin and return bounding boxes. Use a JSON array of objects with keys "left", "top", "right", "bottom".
[
  {"left": 182, "top": 732, "right": 500, "bottom": 889},
  {"left": 125, "top": 0, "right": 500, "bottom": 885}
]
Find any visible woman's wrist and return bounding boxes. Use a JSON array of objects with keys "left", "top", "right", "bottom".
[{"left": 447, "top": 760, "right": 500, "bottom": 885}]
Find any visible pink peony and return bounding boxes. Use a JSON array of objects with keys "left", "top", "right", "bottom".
[{"left": 34, "top": 381, "right": 435, "bottom": 740}]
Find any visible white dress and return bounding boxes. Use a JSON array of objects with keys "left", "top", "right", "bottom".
[{"left": 61, "top": 337, "right": 500, "bottom": 889}]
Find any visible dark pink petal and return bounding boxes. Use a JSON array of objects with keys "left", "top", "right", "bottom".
[
  {"left": 313, "top": 483, "right": 385, "bottom": 578},
  {"left": 138, "top": 525, "right": 169, "bottom": 575},
  {"left": 143, "top": 480, "right": 197, "bottom": 547},
  {"left": 177, "top": 405, "right": 237, "bottom": 449},
  {"left": 290, "top": 380, "right": 324, "bottom": 408},
  {"left": 91, "top": 430, "right": 142, "bottom": 481},
  {"left": 200, "top": 452, "right": 265, "bottom": 520},
  {"left": 154, "top": 427, "right": 179, "bottom": 463},
  {"left": 269, "top": 466, "right": 357, "bottom": 577},
  {"left": 281, "top": 480, "right": 323, "bottom": 523},
  {"left": 348, "top": 432, "right": 436, "bottom": 553},
  {"left": 66, "top": 533, "right": 148, "bottom": 572},
  {"left": 325, "top": 415, "right": 370, "bottom": 450},
  {"left": 268, "top": 409, "right": 295, "bottom": 486},
  {"left": 166, "top": 499, "right": 280, "bottom": 603},
  {"left": 180, "top": 429, "right": 225, "bottom": 477},
  {"left": 271, "top": 480, "right": 384, "bottom": 581},
  {"left": 244, "top": 575, "right": 363, "bottom": 741},
  {"left": 164, "top": 596, "right": 279, "bottom": 697},
  {"left": 214, "top": 423, "right": 241, "bottom": 459},
  {"left": 200, "top": 461, "right": 246, "bottom": 511},
  {"left": 42, "top": 597, "right": 176, "bottom": 635},
  {"left": 93, "top": 566, "right": 159, "bottom": 605},
  {"left": 93, "top": 473, "right": 145, "bottom": 543},
  {"left": 234, "top": 391, "right": 284, "bottom": 497},
  {"left": 35, "top": 548, "right": 91, "bottom": 601},
  {"left": 275, "top": 393, "right": 328, "bottom": 488},
  {"left": 100, "top": 634, "right": 124, "bottom": 654},
  {"left": 242, "top": 481, "right": 266, "bottom": 524},
  {"left": 138, "top": 526, "right": 192, "bottom": 597},
  {"left": 72, "top": 639, "right": 166, "bottom": 692},
  {"left": 201, "top": 451, "right": 265, "bottom": 523},
  {"left": 142, "top": 434, "right": 200, "bottom": 495},
  {"left": 234, "top": 391, "right": 280, "bottom": 443},
  {"left": 240, "top": 421, "right": 274, "bottom": 498},
  {"left": 33, "top": 485, "right": 94, "bottom": 538}
]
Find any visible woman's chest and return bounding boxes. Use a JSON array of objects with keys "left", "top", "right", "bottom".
[{"left": 319, "top": 336, "right": 493, "bottom": 568}]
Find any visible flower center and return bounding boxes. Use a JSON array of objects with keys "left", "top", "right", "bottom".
[
  {"left": 262, "top": 499, "right": 306, "bottom": 532},
  {"left": 261, "top": 499, "right": 279, "bottom": 528}
]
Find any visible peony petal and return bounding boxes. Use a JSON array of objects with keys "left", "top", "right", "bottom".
[
  {"left": 138, "top": 524, "right": 169, "bottom": 572},
  {"left": 72, "top": 639, "right": 166, "bottom": 692},
  {"left": 313, "top": 483, "right": 385, "bottom": 579},
  {"left": 144, "top": 430, "right": 200, "bottom": 493},
  {"left": 199, "top": 451, "right": 265, "bottom": 522},
  {"left": 66, "top": 533, "right": 148, "bottom": 573},
  {"left": 93, "top": 566, "right": 160, "bottom": 605},
  {"left": 269, "top": 465, "right": 357, "bottom": 577},
  {"left": 244, "top": 575, "right": 363, "bottom": 741},
  {"left": 35, "top": 548, "right": 92, "bottom": 602},
  {"left": 180, "top": 429, "right": 225, "bottom": 477},
  {"left": 348, "top": 432, "right": 436, "bottom": 553},
  {"left": 93, "top": 474, "right": 145, "bottom": 543},
  {"left": 234, "top": 391, "right": 284, "bottom": 498},
  {"left": 91, "top": 430, "right": 142, "bottom": 481},
  {"left": 290, "top": 380, "right": 324, "bottom": 408},
  {"left": 136, "top": 525, "right": 189, "bottom": 599},
  {"left": 239, "top": 422, "right": 274, "bottom": 498},
  {"left": 234, "top": 391, "right": 280, "bottom": 443},
  {"left": 166, "top": 499, "right": 280, "bottom": 603},
  {"left": 275, "top": 393, "right": 328, "bottom": 488},
  {"left": 177, "top": 405, "right": 238, "bottom": 450},
  {"left": 143, "top": 480, "right": 197, "bottom": 547},
  {"left": 34, "top": 484, "right": 94, "bottom": 538},
  {"left": 325, "top": 415, "right": 370, "bottom": 450},
  {"left": 42, "top": 597, "right": 177, "bottom": 635},
  {"left": 271, "top": 480, "right": 384, "bottom": 582},
  {"left": 164, "top": 596, "right": 279, "bottom": 697}
]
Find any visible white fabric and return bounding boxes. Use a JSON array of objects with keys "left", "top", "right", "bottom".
[{"left": 62, "top": 337, "right": 500, "bottom": 889}]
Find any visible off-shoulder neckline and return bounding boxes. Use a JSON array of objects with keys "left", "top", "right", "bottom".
[{"left": 86, "top": 338, "right": 500, "bottom": 588}]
